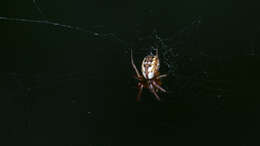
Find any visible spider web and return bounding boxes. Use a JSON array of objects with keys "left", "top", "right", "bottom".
[
  {"left": 0, "top": 0, "right": 229, "bottom": 104},
  {"left": 0, "top": 0, "right": 129, "bottom": 47}
]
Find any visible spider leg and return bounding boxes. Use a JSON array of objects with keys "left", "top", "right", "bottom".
[
  {"left": 149, "top": 84, "right": 161, "bottom": 101},
  {"left": 152, "top": 80, "right": 167, "bottom": 93},
  {"left": 137, "top": 84, "right": 144, "bottom": 101},
  {"left": 131, "top": 49, "right": 141, "bottom": 78},
  {"left": 156, "top": 74, "right": 167, "bottom": 79},
  {"left": 156, "top": 47, "right": 159, "bottom": 57}
]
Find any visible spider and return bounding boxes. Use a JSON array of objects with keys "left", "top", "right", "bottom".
[{"left": 131, "top": 48, "right": 167, "bottom": 101}]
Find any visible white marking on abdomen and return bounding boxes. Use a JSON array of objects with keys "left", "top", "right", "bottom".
[{"left": 147, "top": 72, "right": 155, "bottom": 79}]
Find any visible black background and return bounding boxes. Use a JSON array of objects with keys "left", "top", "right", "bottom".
[{"left": 1, "top": 0, "right": 260, "bottom": 145}]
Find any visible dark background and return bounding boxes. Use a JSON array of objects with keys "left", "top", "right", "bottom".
[{"left": 0, "top": 0, "right": 260, "bottom": 145}]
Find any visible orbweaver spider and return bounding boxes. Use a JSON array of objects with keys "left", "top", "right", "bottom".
[{"left": 131, "top": 48, "right": 167, "bottom": 101}]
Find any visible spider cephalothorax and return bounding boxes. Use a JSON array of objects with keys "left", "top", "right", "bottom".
[{"left": 131, "top": 48, "right": 167, "bottom": 101}]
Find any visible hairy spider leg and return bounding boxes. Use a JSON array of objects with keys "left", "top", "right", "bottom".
[
  {"left": 152, "top": 80, "right": 167, "bottom": 93},
  {"left": 131, "top": 49, "right": 141, "bottom": 78},
  {"left": 156, "top": 47, "right": 159, "bottom": 57},
  {"left": 149, "top": 83, "right": 161, "bottom": 101},
  {"left": 137, "top": 84, "right": 144, "bottom": 101},
  {"left": 156, "top": 74, "right": 167, "bottom": 79}
]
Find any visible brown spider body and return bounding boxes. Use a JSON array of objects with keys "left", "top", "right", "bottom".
[{"left": 131, "top": 49, "right": 167, "bottom": 101}]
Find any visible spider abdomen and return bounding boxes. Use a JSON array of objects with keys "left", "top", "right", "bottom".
[{"left": 141, "top": 55, "right": 160, "bottom": 79}]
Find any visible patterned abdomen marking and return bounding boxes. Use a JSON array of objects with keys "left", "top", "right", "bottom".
[{"left": 141, "top": 55, "right": 160, "bottom": 79}]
